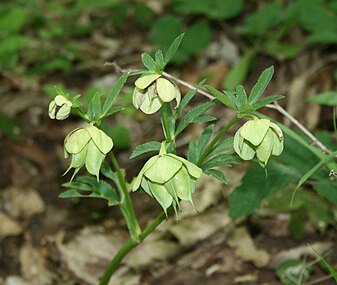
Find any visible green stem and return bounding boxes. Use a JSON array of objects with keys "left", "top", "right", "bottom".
[
  {"left": 109, "top": 152, "right": 141, "bottom": 242},
  {"left": 160, "top": 103, "right": 176, "bottom": 151},
  {"left": 197, "top": 116, "right": 239, "bottom": 165},
  {"left": 99, "top": 212, "right": 166, "bottom": 285}
]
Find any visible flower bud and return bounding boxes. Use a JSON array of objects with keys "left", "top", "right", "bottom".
[
  {"left": 48, "top": 95, "right": 72, "bottom": 120},
  {"left": 234, "top": 118, "right": 284, "bottom": 167},
  {"left": 132, "top": 146, "right": 202, "bottom": 215},
  {"left": 133, "top": 74, "right": 181, "bottom": 114},
  {"left": 64, "top": 125, "right": 113, "bottom": 180}
]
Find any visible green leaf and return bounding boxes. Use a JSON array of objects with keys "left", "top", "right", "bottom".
[
  {"left": 223, "top": 50, "right": 256, "bottom": 91},
  {"left": 314, "top": 180, "right": 337, "bottom": 206},
  {"left": 130, "top": 141, "right": 161, "bottom": 159},
  {"left": 102, "top": 73, "right": 128, "bottom": 116},
  {"left": 248, "top": 66, "right": 274, "bottom": 104},
  {"left": 0, "top": 6, "right": 27, "bottom": 34},
  {"left": 188, "top": 140, "right": 198, "bottom": 164},
  {"left": 238, "top": 2, "right": 283, "bottom": 35},
  {"left": 61, "top": 176, "right": 120, "bottom": 205},
  {"left": 172, "top": 0, "right": 243, "bottom": 20},
  {"left": 229, "top": 161, "right": 296, "bottom": 219},
  {"left": 197, "top": 124, "right": 215, "bottom": 154},
  {"left": 202, "top": 154, "right": 240, "bottom": 170},
  {"left": 252, "top": 95, "right": 284, "bottom": 110},
  {"left": 296, "top": 151, "right": 337, "bottom": 190},
  {"left": 175, "top": 100, "right": 217, "bottom": 136},
  {"left": 235, "top": 85, "right": 247, "bottom": 106},
  {"left": 0, "top": 112, "right": 23, "bottom": 141},
  {"left": 174, "top": 80, "right": 205, "bottom": 119},
  {"left": 307, "top": 92, "right": 337, "bottom": 106},
  {"left": 204, "top": 168, "right": 228, "bottom": 184},
  {"left": 164, "top": 33, "right": 185, "bottom": 64},
  {"left": 189, "top": 115, "right": 216, "bottom": 123},
  {"left": 155, "top": 50, "right": 164, "bottom": 70},
  {"left": 309, "top": 244, "right": 337, "bottom": 282},
  {"left": 86, "top": 91, "right": 102, "bottom": 121},
  {"left": 288, "top": 210, "right": 305, "bottom": 241},
  {"left": 181, "top": 20, "right": 210, "bottom": 55},
  {"left": 141, "top": 52, "right": 157, "bottom": 71},
  {"left": 204, "top": 85, "right": 236, "bottom": 110}
]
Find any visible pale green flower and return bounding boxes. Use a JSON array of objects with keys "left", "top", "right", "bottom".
[
  {"left": 133, "top": 74, "right": 181, "bottom": 114},
  {"left": 48, "top": 95, "right": 72, "bottom": 120},
  {"left": 64, "top": 125, "right": 113, "bottom": 180},
  {"left": 233, "top": 118, "right": 284, "bottom": 167},
  {"left": 132, "top": 144, "right": 202, "bottom": 215}
]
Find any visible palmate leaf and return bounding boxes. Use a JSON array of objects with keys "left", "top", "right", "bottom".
[
  {"left": 229, "top": 161, "right": 296, "bottom": 219},
  {"left": 204, "top": 85, "right": 236, "bottom": 110},
  {"left": 235, "top": 85, "right": 247, "bottom": 106},
  {"left": 175, "top": 100, "right": 217, "bottom": 136},
  {"left": 248, "top": 66, "right": 274, "bottom": 104},
  {"left": 61, "top": 176, "right": 120, "bottom": 205},
  {"left": 197, "top": 124, "right": 215, "bottom": 154},
  {"left": 154, "top": 50, "right": 165, "bottom": 70}
]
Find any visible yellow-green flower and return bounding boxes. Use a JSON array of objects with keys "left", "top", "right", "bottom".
[
  {"left": 64, "top": 125, "right": 113, "bottom": 180},
  {"left": 132, "top": 145, "right": 202, "bottom": 214},
  {"left": 48, "top": 95, "right": 72, "bottom": 120},
  {"left": 233, "top": 118, "right": 284, "bottom": 167},
  {"left": 133, "top": 74, "right": 181, "bottom": 114}
]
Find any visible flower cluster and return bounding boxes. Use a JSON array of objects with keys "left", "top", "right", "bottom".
[
  {"left": 133, "top": 74, "right": 181, "bottom": 114},
  {"left": 132, "top": 144, "right": 202, "bottom": 214},
  {"left": 234, "top": 118, "right": 284, "bottom": 167},
  {"left": 64, "top": 125, "right": 113, "bottom": 180}
]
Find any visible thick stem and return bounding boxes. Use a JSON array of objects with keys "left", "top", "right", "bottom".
[
  {"left": 109, "top": 153, "right": 141, "bottom": 242},
  {"left": 99, "top": 212, "right": 166, "bottom": 285},
  {"left": 197, "top": 116, "right": 239, "bottom": 166}
]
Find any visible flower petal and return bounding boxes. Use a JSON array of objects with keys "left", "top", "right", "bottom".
[
  {"left": 156, "top": 78, "right": 177, "bottom": 102},
  {"left": 256, "top": 129, "right": 274, "bottom": 165},
  {"left": 65, "top": 128, "right": 91, "bottom": 154},
  {"left": 85, "top": 140, "right": 105, "bottom": 180},
  {"left": 132, "top": 156, "right": 159, "bottom": 191},
  {"left": 240, "top": 119, "right": 270, "bottom": 146},
  {"left": 139, "top": 89, "right": 163, "bottom": 114},
  {"left": 233, "top": 131, "right": 255, "bottom": 160},
  {"left": 86, "top": 126, "right": 113, "bottom": 154},
  {"left": 48, "top": 100, "right": 57, "bottom": 119},
  {"left": 147, "top": 181, "right": 173, "bottom": 215},
  {"left": 144, "top": 155, "right": 182, "bottom": 184},
  {"left": 132, "top": 87, "right": 146, "bottom": 109},
  {"left": 166, "top": 154, "right": 202, "bottom": 178},
  {"left": 135, "top": 74, "right": 161, "bottom": 89},
  {"left": 56, "top": 104, "right": 71, "bottom": 120},
  {"left": 54, "top": 95, "right": 69, "bottom": 106}
]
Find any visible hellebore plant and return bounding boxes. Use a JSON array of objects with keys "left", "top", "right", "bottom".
[{"left": 49, "top": 35, "right": 288, "bottom": 285}]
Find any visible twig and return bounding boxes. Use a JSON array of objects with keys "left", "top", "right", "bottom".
[
  {"left": 107, "top": 61, "right": 332, "bottom": 155},
  {"left": 266, "top": 102, "right": 331, "bottom": 154}
]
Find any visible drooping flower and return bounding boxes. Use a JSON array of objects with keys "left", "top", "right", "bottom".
[
  {"left": 133, "top": 73, "right": 181, "bottom": 114},
  {"left": 233, "top": 118, "right": 284, "bottom": 167},
  {"left": 132, "top": 143, "right": 202, "bottom": 215},
  {"left": 64, "top": 125, "right": 113, "bottom": 180},
  {"left": 48, "top": 95, "right": 73, "bottom": 120}
]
